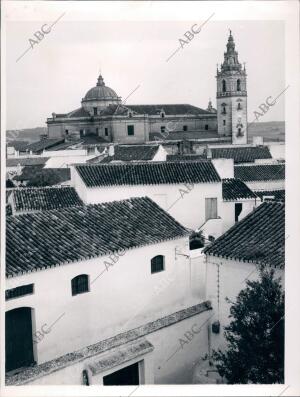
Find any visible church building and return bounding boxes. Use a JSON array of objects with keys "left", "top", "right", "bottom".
[{"left": 46, "top": 31, "right": 247, "bottom": 146}]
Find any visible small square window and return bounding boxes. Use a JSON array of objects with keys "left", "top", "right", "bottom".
[
  {"left": 151, "top": 255, "right": 165, "bottom": 274},
  {"left": 183, "top": 125, "right": 188, "bottom": 131},
  {"left": 71, "top": 274, "right": 89, "bottom": 296},
  {"left": 127, "top": 125, "right": 134, "bottom": 136},
  {"left": 5, "top": 284, "right": 34, "bottom": 300}
]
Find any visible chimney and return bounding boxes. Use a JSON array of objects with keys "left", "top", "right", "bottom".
[
  {"left": 253, "top": 136, "right": 264, "bottom": 146},
  {"left": 108, "top": 145, "right": 115, "bottom": 157},
  {"left": 206, "top": 147, "right": 212, "bottom": 159}
]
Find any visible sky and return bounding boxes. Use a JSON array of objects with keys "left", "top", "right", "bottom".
[{"left": 4, "top": 4, "right": 285, "bottom": 130}]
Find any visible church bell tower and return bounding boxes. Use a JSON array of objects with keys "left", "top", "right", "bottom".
[{"left": 216, "top": 30, "right": 247, "bottom": 144}]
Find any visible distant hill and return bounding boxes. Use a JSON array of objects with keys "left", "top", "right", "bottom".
[
  {"left": 248, "top": 121, "right": 285, "bottom": 142},
  {"left": 6, "top": 127, "right": 47, "bottom": 143},
  {"left": 6, "top": 121, "right": 284, "bottom": 144}
]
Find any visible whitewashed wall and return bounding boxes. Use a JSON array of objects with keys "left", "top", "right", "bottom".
[
  {"left": 5, "top": 237, "right": 203, "bottom": 366},
  {"left": 243, "top": 180, "right": 285, "bottom": 191},
  {"left": 221, "top": 199, "right": 257, "bottom": 234},
  {"left": 205, "top": 256, "right": 284, "bottom": 351},
  {"left": 72, "top": 169, "right": 222, "bottom": 231}
]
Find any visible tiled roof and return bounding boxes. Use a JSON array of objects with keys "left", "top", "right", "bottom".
[
  {"left": 234, "top": 164, "right": 285, "bottom": 181},
  {"left": 209, "top": 146, "right": 272, "bottom": 163},
  {"left": 254, "top": 190, "right": 285, "bottom": 202},
  {"left": 7, "top": 140, "right": 29, "bottom": 151},
  {"left": 107, "top": 145, "right": 160, "bottom": 162},
  {"left": 204, "top": 202, "right": 285, "bottom": 268},
  {"left": 6, "top": 197, "right": 189, "bottom": 277},
  {"left": 167, "top": 154, "right": 206, "bottom": 161},
  {"left": 75, "top": 161, "right": 221, "bottom": 187},
  {"left": 222, "top": 178, "right": 257, "bottom": 201},
  {"left": 11, "top": 187, "right": 83, "bottom": 213},
  {"left": 13, "top": 167, "right": 71, "bottom": 186},
  {"left": 127, "top": 104, "right": 212, "bottom": 115},
  {"left": 6, "top": 157, "right": 49, "bottom": 167},
  {"left": 67, "top": 108, "right": 91, "bottom": 118},
  {"left": 25, "top": 139, "right": 64, "bottom": 152}
]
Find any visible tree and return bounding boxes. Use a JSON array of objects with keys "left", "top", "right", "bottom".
[{"left": 213, "top": 267, "right": 284, "bottom": 384}]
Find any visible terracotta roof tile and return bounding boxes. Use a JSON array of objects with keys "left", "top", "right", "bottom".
[
  {"left": 6, "top": 197, "right": 189, "bottom": 277},
  {"left": 167, "top": 154, "right": 207, "bottom": 161},
  {"left": 25, "top": 139, "right": 64, "bottom": 153},
  {"left": 210, "top": 146, "right": 272, "bottom": 163},
  {"left": 254, "top": 190, "right": 285, "bottom": 202},
  {"left": 6, "top": 157, "right": 49, "bottom": 167},
  {"left": 106, "top": 145, "right": 160, "bottom": 162},
  {"left": 222, "top": 178, "right": 257, "bottom": 201},
  {"left": 12, "top": 187, "right": 83, "bottom": 213},
  {"left": 234, "top": 164, "right": 285, "bottom": 181},
  {"left": 75, "top": 161, "right": 221, "bottom": 187},
  {"left": 204, "top": 202, "right": 285, "bottom": 268}
]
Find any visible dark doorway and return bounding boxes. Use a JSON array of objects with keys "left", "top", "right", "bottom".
[
  {"left": 103, "top": 362, "right": 140, "bottom": 385},
  {"left": 235, "top": 203, "right": 243, "bottom": 222},
  {"left": 6, "top": 307, "right": 34, "bottom": 372}
]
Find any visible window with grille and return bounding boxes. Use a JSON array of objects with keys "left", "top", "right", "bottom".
[
  {"left": 71, "top": 275, "right": 89, "bottom": 296},
  {"left": 151, "top": 255, "right": 165, "bottom": 274},
  {"left": 127, "top": 125, "right": 134, "bottom": 136},
  {"left": 5, "top": 284, "right": 34, "bottom": 301}
]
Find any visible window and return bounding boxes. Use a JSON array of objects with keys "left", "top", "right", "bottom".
[
  {"left": 237, "top": 79, "right": 241, "bottom": 91},
  {"left": 65, "top": 129, "right": 69, "bottom": 135},
  {"left": 71, "top": 274, "right": 89, "bottom": 296},
  {"left": 96, "top": 128, "right": 99, "bottom": 135},
  {"left": 235, "top": 203, "right": 243, "bottom": 222},
  {"left": 222, "top": 80, "right": 226, "bottom": 92},
  {"left": 223, "top": 120, "right": 226, "bottom": 126},
  {"left": 161, "top": 112, "right": 165, "bottom": 118},
  {"left": 80, "top": 129, "right": 84, "bottom": 137},
  {"left": 205, "top": 124, "right": 209, "bottom": 130},
  {"left": 222, "top": 106, "right": 226, "bottom": 115},
  {"left": 183, "top": 125, "right": 188, "bottom": 131},
  {"left": 237, "top": 128, "right": 242, "bottom": 136},
  {"left": 105, "top": 127, "right": 109, "bottom": 136},
  {"left": 151, "top": 255, "right": 165, "bottom": 274},
  {"left": 128, "top": 112, "right": 132, "bottom": 118},
  {"left": 161, "top": 126, "right": 166, "bottom": 133},
  {"left": 93, "top": 107, "right": 97, "bottom": 116},
  {"left": 5, "top": 284, "right": 34, "bottom": 301},
  {"left": 205, "top": 198, "right": 218, "bottom": 221},
  {"left": 127, "top": 125, "right": 134, "bottom": 136},
  {"left": 237, "top": 102, "right": 242, "bottom": 110}
]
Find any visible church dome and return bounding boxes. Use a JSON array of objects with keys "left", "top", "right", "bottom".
[{"left": 83, "top": 75, "right": 120, "bottom": 101}]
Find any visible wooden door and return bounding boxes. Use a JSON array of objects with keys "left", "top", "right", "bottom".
[{"left": 5, "top": 307, "right": 34, "bottom": 372}]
